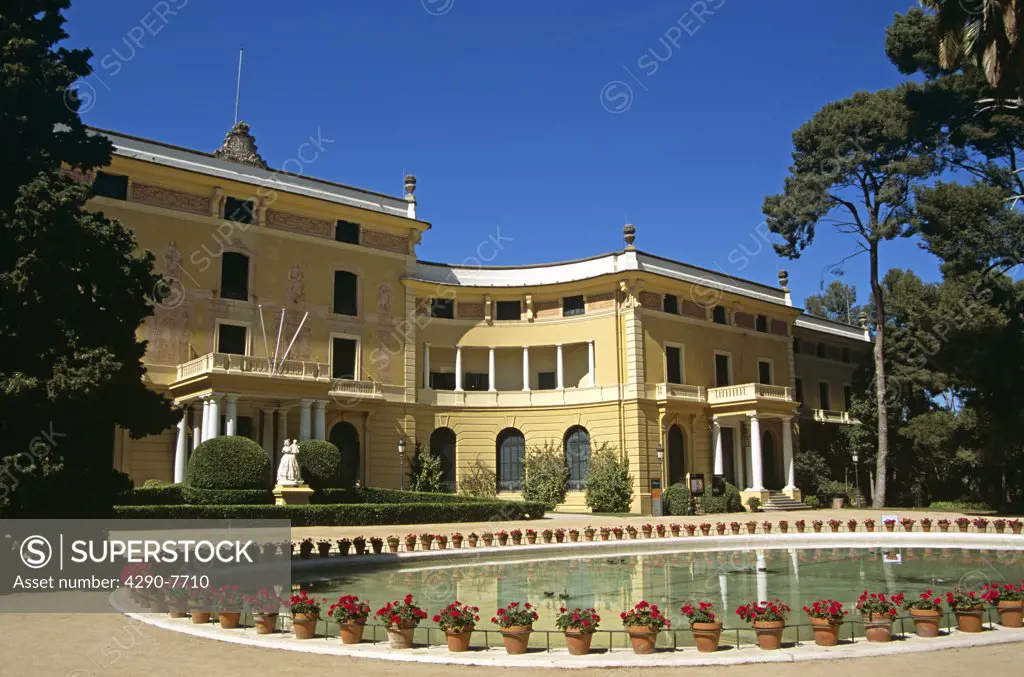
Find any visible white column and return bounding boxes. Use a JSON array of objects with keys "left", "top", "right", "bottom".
[
  {"left": 299, "top": 399, "right": 312, "bottom": 441},
  {"left": 313, "top": 401, "right": 326, "bottom": 440},
  {"left": 200, "top": 399, "right": 210, "bottom": 442},
  {"left": 224, "top": 394, "right": 238, "bottom": 436},
  {"left": 422, "top": 343, "right": 431, "bottom": 388},
  {"left": 192, "top": 402, "right": 202, "bottom": 450},
  {"left": 522, "top": 346, "right": 530, "bottom": 391},
  {"left": 208, "top": 394, "right": 221, "bottom": 439},
  {"left": 261, "top": 408, "right": 275, "bottom": 457},
  {"left": 488, "top": 347, "right": 496, "bottom": 392},
  {"left": 782, "top": 416, "right": 796, "bottom": 490},
  {"left": 587, "top": 341, "right": 595, "bottom": 387},
  {"left": 454, "top": 346, "right": 463, "bottom": 392},
  {"left": 749, "top": 413, "right": 763, "bottom": 491},
  {"left": 556, "top": 344, "right": 564, "bottom": 389},
  {"left": 712, "top": 417, "right": 723, "bottom": 475},
  {"left": 173, "top": 413, "right": 188, "bottom": 483}
]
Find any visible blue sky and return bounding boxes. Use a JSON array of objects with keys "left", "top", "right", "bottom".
[{"left": 65, "top": 0, "right": 931, "bottom": 309}]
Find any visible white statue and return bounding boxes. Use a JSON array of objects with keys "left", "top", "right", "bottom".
[{"left": 276, "top": 438, "right": 303, "bottom": 486}]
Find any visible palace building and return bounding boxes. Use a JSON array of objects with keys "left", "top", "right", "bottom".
[{"left": 78, "top": 122, "right": 868, "bottom": 514}]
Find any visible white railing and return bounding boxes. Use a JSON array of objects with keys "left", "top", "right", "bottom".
[
  {"left": 328, "top": 380, "right": 383, "bottom": 398},
  {"left": 707, "top": 382, "right": 793, "bottom": 405},
  {"left": 813, "top": 409, "right": 855, "bottom": 424},
  {"left": 418, "top": 385, "right": 623, "bottom": 408},
  {"left": 174, "top": 352, "right": 331, "bottom": 382},
  {"left": 654, "top": 383, "right": 706, "bottom": 402}
]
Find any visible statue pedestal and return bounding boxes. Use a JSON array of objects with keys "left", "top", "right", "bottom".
[{"left": 273, "top": 484, "right": 313, "bottom": 506}]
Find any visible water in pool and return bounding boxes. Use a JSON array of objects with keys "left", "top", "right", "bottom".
[{"left": 299, "top": 546, "right": 1023, "bottom": 640}]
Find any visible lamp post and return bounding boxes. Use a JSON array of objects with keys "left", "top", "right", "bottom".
[{"left": 398, "top": 436, "right": 406, "bottom": 491}]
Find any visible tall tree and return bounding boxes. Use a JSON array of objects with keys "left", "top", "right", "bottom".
[
  {"left": 0, "top": 0, "right": 178, "bottom": 516},
  {"left": 803, "top": 280, "right": 864, "bottom": 325},
  {"left": 762, "top": 86, "right": 937, "bottom": 507}
]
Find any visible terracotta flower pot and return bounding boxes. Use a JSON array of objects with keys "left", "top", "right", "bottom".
[
  {"left": 292, "top": 613, "right": 319, "bottom": 640},
  {"left": 388, "top": 543, "right": 400, "bottom": 553},
  {"left": 910, "top": 608, "right": 942, "bottom": 637},
  {"left": 1011, "top": 524, "right": 1022, "bottom": 535},
  {"left": 863, "top": 614, "right": 893, "bottom": 642},
  {"left": 569, "top": 533, "right": 579, "bottom": 542},
  {"left": 955, "top": 610, "right": 985, "bottom": 633},
  {"left": 746, "top": 524, "right": 756, "bottom": 534},
  {"left": 253, "top": 613, "right": 279, "bottom": 634},
  {"left": 217, "top": 611, "right": 242, "bottom": 629},
  {"left": 482, "top": 536, "right": 494, "bottom": 546},
  {"left": 600, "top": 533, "right": 610, "bottom": 541},
  {"left": 500, "top": 625, "right": 532, "bottom": 655},
  {"left": 452, "top": 537, "right": 463, "bottom": 549},
  {"left": 692, "top": 621, "right": 723, "bottom": 652},
  {"left": 338, "top": 621, "right": 366, "bottom": 644},
  {"left": 796, "top": 524, "right": 806, "bottom": 533},
  {"left": 865, "top": 525, "right": 875, "bottom": 532},
  {"left": 829, "top": 525, "right": 840, "bottom": 533},
  {"left": 446, "top": 628, "right": 474, "bottom": 652},
  {"left": 512, "top": 535, "right": 522, "bottom": 545},
  {"left": 997, "top": 601, "right": 1024, "bottom": 628},
  {"left": 957, "top": 525, "right": 969, "bottom": 533},
  {"left": 700, "top": 526, "right": 711, "bottom": 536},
  {"left": 564, "top": 631, "right": 594, "bottom": 655},
  {"left": 167, "top": 603, "right": 187, "bottom": 619},
  {"left": 753, "top": 620, "right": 785, "bottom": 650},
  {"left": 498, "top": 535, "right": 509, "bottom": 546},
  {"left": 922, "top": 524, "right": 932, "bottom": 532},
  {"left": 584, "top": 532, "right": 594, "bottom": 541},
  {"left": 468, "top": 537, "right": 478, "bottom": 548},
  {"left": 717, "top": 525, "right": 727, "bottom": 535},
  {"left": 813, "top": 524, "right": 822, "bottom": 533},
  {"left": 625, "top": 626, "right": 659, "bottom": 654},
  {"left": 189, "top": 610, "right": 211, "bottom": 624},
  {"left": 387, "top": 623, "right": 417, "bottom": 649},
  {"left": 527, "top": 534, "right": 537, "bottom": 544},
  {"left": 671, "top": 526, "right": 681, "bottom": 537},
  {"left": 779, "top": 524, "right": 788, "bottom": 533},
  {"left": 642, "top": 528, "right": 653, "bottom": 538},
  {"left": 371, "top": 541, "right": 384, "bottom": 554},
  {"left": 809, "top": 617, "right": 840, "bottom": 646}
]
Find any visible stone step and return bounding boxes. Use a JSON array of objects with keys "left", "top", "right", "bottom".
[{"left": 762, "top": 491, "right": 810, "bottom": 511}]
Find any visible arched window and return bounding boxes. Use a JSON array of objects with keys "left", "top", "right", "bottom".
[
  {"left": 430, "top": 427, "right": 457, "bottom": 492},
  {"left": 564, "top": 426, "right": 591, "bottom": 491},
  {"left": 496, "top": 428, "right": 525, "bottom": 492},
  {"left": 667, "top": 425, "right": 686, "bottom": 485},
  {"left": 329, "top": 422, "right": 360, "bottom": 485}
]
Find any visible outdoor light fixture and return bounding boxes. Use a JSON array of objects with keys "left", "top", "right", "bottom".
[
  {"left": 397, "top": 436, "right": 406, "bottom": 491},
  {"left": 656, "top": 444, "right": 664, "bottom": 461}
]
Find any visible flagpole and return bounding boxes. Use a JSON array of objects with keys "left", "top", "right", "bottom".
[{"left": 233, "top": 48, "right": 243, "bottom": 125}]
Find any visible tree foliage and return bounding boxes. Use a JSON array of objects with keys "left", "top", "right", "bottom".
[
  {"left": 584, "top": 443, "right": 632, "bottom": 513},
  {"left": 521, "top": 441, "right": 568, "bottom": 510},
  {"left": 803, "top": 281, "right": 865, "bottom": 325},
  {"left": 409, "top": 441, "right": 447, "bottom": 493}
]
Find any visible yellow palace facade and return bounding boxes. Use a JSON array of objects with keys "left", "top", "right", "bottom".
[{"left": 78, "top": 122, "right": 869, "bottom": 514}]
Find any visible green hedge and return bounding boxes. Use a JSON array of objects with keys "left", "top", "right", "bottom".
[
  {"left": 187, "top": 436, "right": 272, "bottom": 490},
  {"left": 118, "top": 485, "right": 274, "bottom": 506},
  {"left": 113, "top": 500, "right": 548, "bottom": 526},
  {"left": 358, "top": 487, "right": 482, "bottom": 504},
  {"left": 118, "top": 484, "right": 184, "bottom": 505},
  {"left": 702, "top": 482, "right": 744, "bottom": 514}
]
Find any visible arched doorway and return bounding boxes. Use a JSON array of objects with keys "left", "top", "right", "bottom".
[
  {"left": 329, "top": 421, "right": 360, "bottom": 485},
  {"left": 667, "top": 425, "right": 686, "bottom": 485},
  {"left": 430, "top": 427, "right": 457, "bottom": 492},
  {"left": 564, "top": 426, "right": 591, "bottom": 491},
  {"left": 762, "top": 431, "right": 779, "bottom": 489},
  {"left": 496, "top": 428, "right": 525, "bottom": 492}
]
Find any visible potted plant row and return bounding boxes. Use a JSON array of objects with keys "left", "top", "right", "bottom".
[
  {"left": 903, "top": 589, "right": 943, "bottom": 637},
  {"left": 680, "top": 601, "right": 722, "bottom": 652},
  {"left": 329, "top": 594, "right": 370, "bottom": 643},
  {"left": 621, "top": 601, "right": 670, "bottom": 654},
  {"left": 855, "top": 591, "right": 901, "bottom": 642},
  {"left": 491, "top": 602, "right": 538, "bottom": 655},
  {"left": 434, "top": 601, "right": 480, "bottom": 652},
  {"left": 982, "top": 582, "right": 1024, "bottom": 628},
  {"left": 735, "top": 599, "right": 791, "bottom": 650},
  {"left": 375, "top": 594, "right": 427, "bottom": 649},
  {"left": 556, "top": 607, "right": 601, "bottom": 655},
  {"left": 803, "top": 599, "right": 846, "bottom": 646}
]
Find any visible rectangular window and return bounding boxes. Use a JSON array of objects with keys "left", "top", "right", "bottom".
[
  {"left": 844, "top": 385, "right": 853, "bottom": 411},
  {"left": 714, "top": 353, "right": 731, "bottom": 387},
  {"left": 333, "top": 271, "right": 358, "bottom": 316},
  {"left": 223, "top": 196, "right": 254, "bottom": 224},
  {"left": 495, "top": 300, "right": 521, "bottom": 321},
  {"left": 713, "top": 306, "right": 728, "bottom": 324},
  {"left": 429, "top": 298, "right": 454, "bottom": 319},
  {"left": 217, "top": 323, "right": 248, "bottom": 355},
  {"left": 663, "top": 294, "right": 678, "bottom": 314},
  {"left": 537, "top": 371, "right": 556, "bottom": 390},
  {"left": 463, "top": 372, "right": 488, "bottom": 391},
  {"left": 665, "top": 346, "right": 682, "bottom": 384},
  {"left": 220, "top": 252, "right": 249, "bottom": 301},
  {"left": 795, "top": 378, "right": 804, "bottom": 404},
  {"left": 429, "top": 372, "right": 456, "bottom": 390},
  {"left": 819, "top": 381, "right": 831, "bottom": 410},
  {"left": 562, "top": 295, "right": 585, "bottom": 317},
  {"left": 757, "top": 360, "right": 772, "bottom": 385},
  {"left": 755, "top": 315, "right": 768, "bottom": 332},
  {"left": 793, "top": 338, "right": 802, "bottom": 354},
  {"left": 331, "top": 337, "right": 357, "bottom": 379},
  {"left": 816, "top": 342, "right": 827, "bottom": 358},
  {"left": 92, "top": 171, "right": 128, "bottom": 200},
  {"left": 335, "top": 220, "right": 360, "bottom": 244},
  {"left": 841, "top": 347, "right": 851, "bottom": 363}
]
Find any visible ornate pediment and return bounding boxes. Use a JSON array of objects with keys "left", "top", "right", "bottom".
[{"left": 213, "top": 121, "right": 268, "bottom": 169}]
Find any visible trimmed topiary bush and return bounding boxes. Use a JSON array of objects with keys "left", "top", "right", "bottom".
[
  {"left": 186, "top": 436, "right": 272, "bottom": 490},
  {"left": 585, "top": 443, "right": 633, "bottom": 513},
  {"left": 663, "top": 482, "right": 694, "bottom": 516},
  {"left": 297, "top": 439, "right": 345, "bottom": 489}
]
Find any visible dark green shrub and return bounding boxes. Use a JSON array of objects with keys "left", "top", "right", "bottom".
[
  {"left": 181, "top": 487, "right": 274, "bottom": 505},
  {"left": 703, "top": 482, "right": 744, "bottom": 514},
  {"left": 746, "top": 496, "right": 762, "bottom": 512},
  {"left": 804, "top": 495, "right": 821, "bottom": 509},
  {"left": 297, "top": 439, "right": 345, "bottom": 489},
  {"left": 458, "top": 459, "right": 497, "bottom": 499},
  {"left": 522, "top": 441, "right": 568, "bottom": 509},
  {"left": 186, "top": 436, "right": 272, "bottom": 490},
  {"left": 118, "top": 484, "right": 184, "bottom": 505},
  {"left": 358, "top": 488, "right": 481, "bottom": 504},
  {"left": 662, "top": 482, "right": 694, "bottom": 516},
  {"left": 585, "top": 443, "right": 632, "bottom": 513},
  {"left": 409, "top": 441, "right": 447, "bottom": 493},
  {"left": 113, "top": 500, "right": 548, "bottom": 526},
  {"left": 311, "top": 487, "right": 359, "bottom": 504}
]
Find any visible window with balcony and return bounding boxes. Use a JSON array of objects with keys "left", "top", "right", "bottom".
[
  {"left": 712, "top": 305, "right": 728, "bottom": 324},
  {"left": 714, "top": 353, "right": 731, "bottom": 387},
  {"left": 429, "top": 372, "right": 456, "bottom": 390},
  {"left": 818, "top": 381, "right": 831, "bottom": 410},
  {"left": 331, "top": 337, "right": 357, "bottom": 379},
  {"left": 563, "top": 295, "right": 585, "bottom": 317},
  {"left": 223, "top": 196, "right": 254, "bottom": 224},
  {"left": 219, "top": 252, "right": 249, "bottom": 301},
  {"left": 217, "top": 323, "right": 248, "bottom": 355},
  {"left": 335, "top": 219, "right": 360, "bottom": 244},
  {"left": 757, "top": 359, "right": 773, "bottom": 385},
  {"left": 663, "top": 294, "right": 678, "bottom": 314},
  {"left": 429, "top": 298, "right": 454, "bottom": 319},
  {"left": 333, "top": 271, "right": 358, "bottom": 316},
  {"left": 665, "top": 346, "right": 682, "bottom": 384},
  {"left": 755, "top": 314, "right": 768, "bottom": 332},
  {"left": 495, "top": 300, "right": 521, "bottom": 320},
  {"left": 92, "top": 171, "right": 128, "bottom": 200},
  {"left": 537, "top": 371, "right": 556, "bottom": 390}
]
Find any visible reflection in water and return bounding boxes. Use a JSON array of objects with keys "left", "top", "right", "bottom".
[{"left": 301, "top": 547, "right": 1024, "bottom": 632}]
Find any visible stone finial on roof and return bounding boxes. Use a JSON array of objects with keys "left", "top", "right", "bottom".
[
  {"left": 777, "top": 270, "right": 789, "bottom": 290},
  {"left": 404, "top": 174, "right": 417, "bottom": 201},
  {"left": 213, "top": 121, "right": 268, "bottom": 169},
  {"left": 623, "top": 223, "right": 636, "bottom": 250}
]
